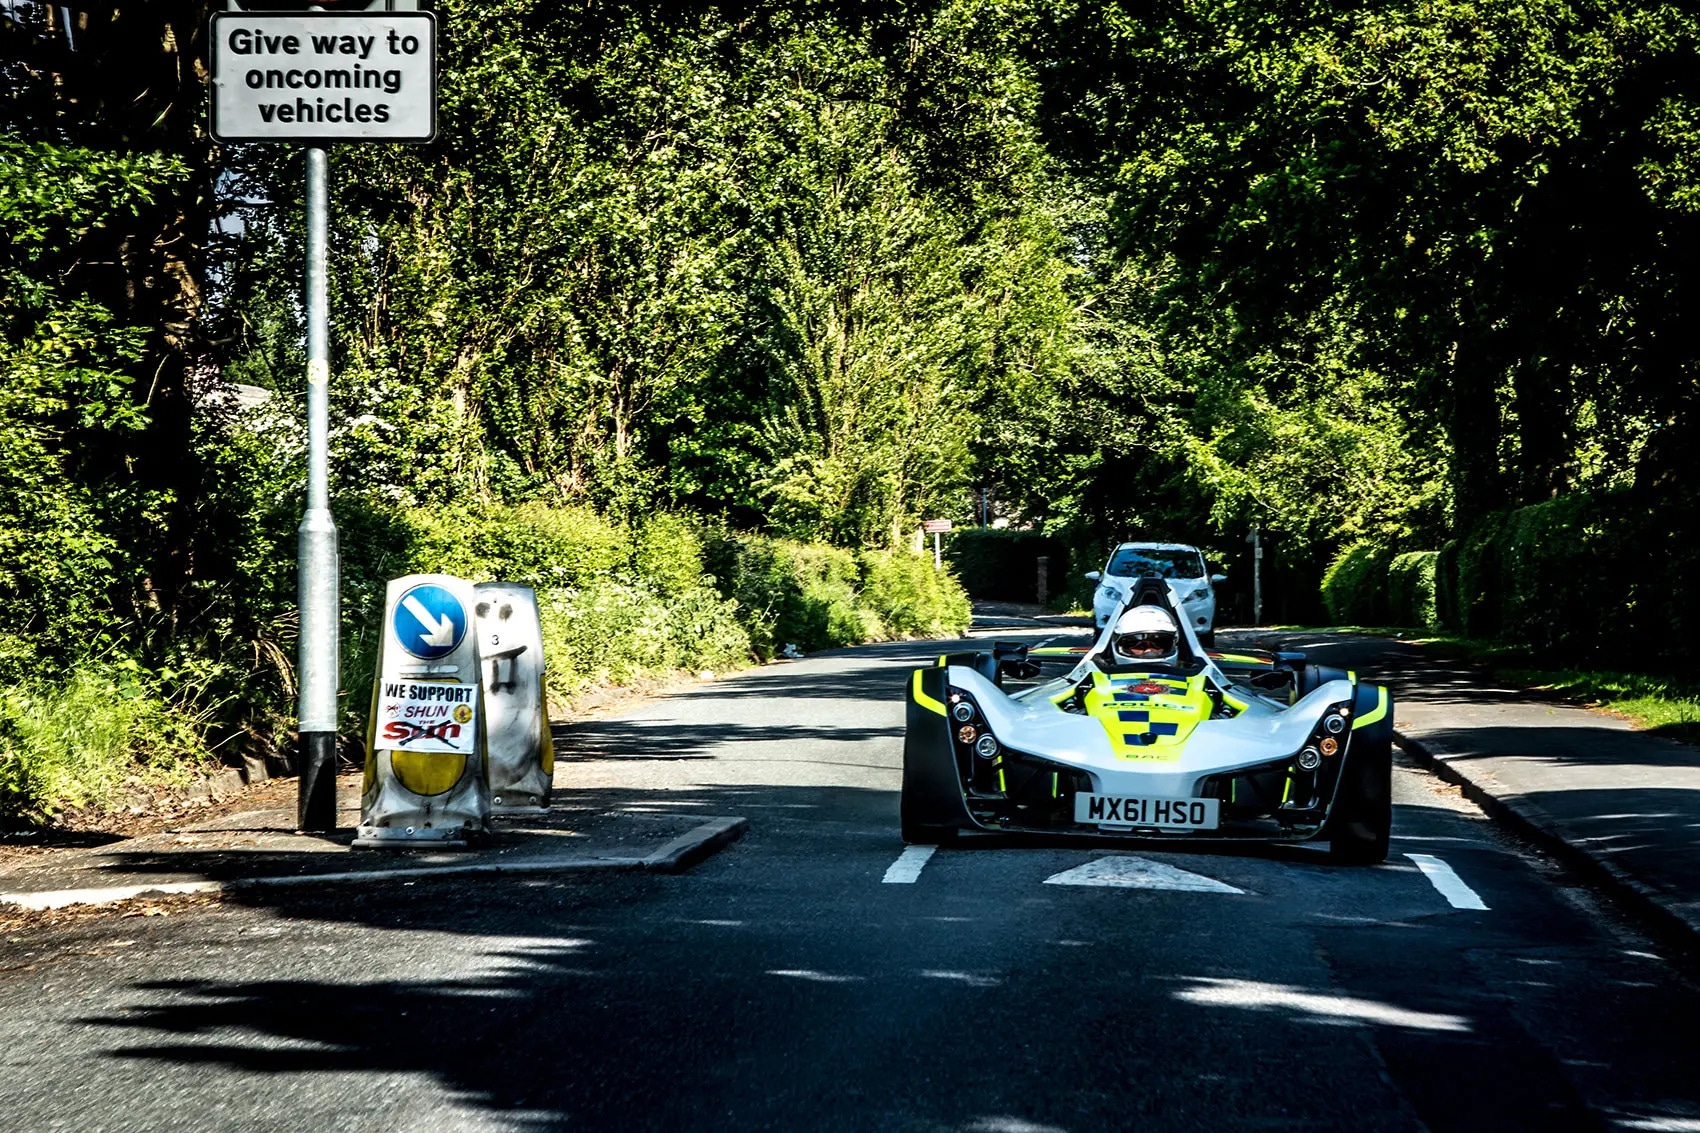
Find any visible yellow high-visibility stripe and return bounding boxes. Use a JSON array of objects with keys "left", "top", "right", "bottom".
[
  {"left": 937, "top": 654, "right": 948, "bottom": 667},
  {"left": 1347, "top": 669, "right": 1357, "bottom": 683},
  {"left": 1352, "top": 686, "right": 1389, "bottom": 730},
  {"left": 1282, "top": 771, "right": 1293, "bottom": 804},
  {"left": 912, "top": 670, "right": 947, "bottom": 716}
]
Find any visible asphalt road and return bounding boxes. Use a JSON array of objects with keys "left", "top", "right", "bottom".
[{"left": 2, "top": 629, "right": 1699, "bottom": 1132}]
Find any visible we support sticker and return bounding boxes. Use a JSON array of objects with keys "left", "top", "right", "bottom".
[{"left": 376, "top": 680, "right": 478, "bottom": 754}]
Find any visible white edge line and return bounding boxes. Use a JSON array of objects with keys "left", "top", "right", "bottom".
[
  {"left": 882, "top": 845, "right": 937, "bottom": 884},
  {"left": 1405, "top": 852, "right": 1490, "bottom": 910}
]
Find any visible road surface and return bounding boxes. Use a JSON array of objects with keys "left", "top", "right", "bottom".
[{"left": 1, "top": 630, "right": 1697, "bottom": 1131}]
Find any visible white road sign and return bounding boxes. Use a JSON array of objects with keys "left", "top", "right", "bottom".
[{"left": 210, "top": 12, "right": 436, "bottom": 142}]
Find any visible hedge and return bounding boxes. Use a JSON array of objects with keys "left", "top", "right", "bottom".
[
  {"left": 1386, "top": 551, "right": 1440, "bottom": 631},
  {"left": 947, "top": 529, "right": 1071, "bottom": 603},
  {"left": 1320, "top": 543, "right": 1393, "bottom": 625},
  {"left": 1324, "top": 486, "right": 1700, "bottom": 660}
]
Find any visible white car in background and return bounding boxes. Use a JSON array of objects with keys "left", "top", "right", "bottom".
[{"left": 1086, "top": 542, "right": 1226, "bottom": 642}]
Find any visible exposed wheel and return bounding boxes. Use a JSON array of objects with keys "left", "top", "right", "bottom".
[
  {"left": 900, "top": 783, "right": 959, "bottom": 843},
  {"left": 1329, "top": 738, "right": 1392, "bottom": 864}
]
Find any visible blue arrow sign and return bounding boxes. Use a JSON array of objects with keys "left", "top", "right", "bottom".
[{"left": 392, "top": 583, "right": 468, "bottom": 660}]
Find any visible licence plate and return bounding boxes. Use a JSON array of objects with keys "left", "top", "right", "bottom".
[{"left": 1074, "top": 794, "right": 1219, "bottom": 830}]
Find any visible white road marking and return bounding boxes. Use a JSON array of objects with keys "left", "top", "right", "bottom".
[
  {"left": 1043, "top": 855, "right": 1244, "bottom": 893},
  {"left": 882, "top": 845, "right": 937, "bottom": 883},
  {"left": 1405, "top": 852, "right": 1489, "bottom": 910}
]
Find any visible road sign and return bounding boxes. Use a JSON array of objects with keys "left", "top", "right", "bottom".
[
  {"left": 359, "top": 574, "right": 492, "bottom": 847},
  {"left": 209, "top": 11, "right": 437, "bottom": 142},
  {"left": 392, "top": 582, "right": 469, "bottom": 660},
  {"left": 922, "top": 519, "right": 953, "bottom": 533}
]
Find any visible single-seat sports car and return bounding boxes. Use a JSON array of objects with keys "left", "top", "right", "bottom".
[{"left": 901, "top": 575, "right": 1394, "bottom": 862}]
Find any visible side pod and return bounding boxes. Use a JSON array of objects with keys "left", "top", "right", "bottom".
[{"left": 901, "top": 666, "right": 975, "bottom": 841}]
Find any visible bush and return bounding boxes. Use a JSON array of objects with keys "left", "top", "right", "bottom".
[
  {"left": 1386, "top": 551, "right": 1440, "bottom": 631},
  {"left": 1320, "top": 543, "right": 1394, "bottom": 625},
  {"left": 538, "top": 578, "right": 750, "bottom": 698},
  {"left": 946, "top": 530, "right": 1070, "bottom": 603},
  {"left": 1429, "top": 487, "right": 1700, "bottom": 661},
  {"left": 0, "top": 664, "right": 216, "bottom": 825},
  {"left": 704, "top": 534, "right": 971, "bottom": 656},
  {"left": 857, "top": 549, "right": 973, "bottom": 638}
]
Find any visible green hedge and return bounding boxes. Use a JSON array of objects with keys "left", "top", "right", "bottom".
[
  {"left": 946, "top": 529, "right": 1071, "bottom": 603},
  {"left": 1433, "top": 489, "right": 1699, "bottom": 657},
  {"left": 1320, "top": 543, "right": 1393, "bottom": 625},
  {"left": 1386, "top": 551, "right": 1440, "bottom": 631},
  {"left": 703, "top": 534, "right": 970, "bottom": 658},
  {"left": 354, "top": 506, "right": 974, "bottom": 700}
]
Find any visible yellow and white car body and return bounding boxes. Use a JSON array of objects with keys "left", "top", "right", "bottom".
[{"left": 902, "top": 577, "right": 1393, "bottom": 862}]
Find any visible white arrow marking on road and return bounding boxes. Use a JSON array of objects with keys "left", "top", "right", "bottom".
[
  {"left": 1405, "top": 853, "right": 1489, "bottom": 910},
  {"left": 1043, "top": 855, "right": 1244, "bottom": 893},
  {"left": 882, "top": 845, "right": 936, "bottom": 883},
  {"left": 402, "top": 594, "right": 457, "bottom": 647}
]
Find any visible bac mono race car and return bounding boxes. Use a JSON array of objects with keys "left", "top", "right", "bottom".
[{"left": 901, "top": 576, "right": 1394, "bottom": 862}]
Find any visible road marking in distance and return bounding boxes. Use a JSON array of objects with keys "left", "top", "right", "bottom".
[
  {"left": 882, "top": 845, "right": 937, "bottom": 884},
  {"left": 1405, "top": 852, "right": 1489, "bottom": 910},
  {"left": 1044, "top": 855, "right": 1244, "bottom": 893}
]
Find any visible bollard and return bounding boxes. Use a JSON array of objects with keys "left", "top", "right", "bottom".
[
  {"left": 355, "top": 574, "right": 492, "bottom": 848},
  {"left": 474, "top": 582, "right": 553, "bottom": 813}
]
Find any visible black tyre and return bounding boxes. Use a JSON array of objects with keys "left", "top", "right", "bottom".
[
  {"left": 1329, "top": 737, "right": 1392, "bottom": 864},
  {"left": 900, "top": 793, "right": 958, "bottom": 845}
]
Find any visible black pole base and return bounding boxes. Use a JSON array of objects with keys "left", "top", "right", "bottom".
[{"left": 297, "top": 730, "right": 339, "bottom": 832}]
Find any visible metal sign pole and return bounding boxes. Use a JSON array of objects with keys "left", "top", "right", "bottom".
[
  {"left": 1251, "top": 524, "right": 1263, "bottom": 627},
  {"left": 297, "top": 145, "right": 340, "bottom": 831}
]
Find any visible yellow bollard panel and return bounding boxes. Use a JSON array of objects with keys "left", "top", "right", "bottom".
[{"left": 356, "top": 573, "right": 492, "bottom": 848}]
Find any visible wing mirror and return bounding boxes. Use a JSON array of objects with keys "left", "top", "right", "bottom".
[
  {"left": 1084, "top": 570, "right": 1102, "bottom": 582},
  {"left": 991, "top": 641, "right": 1041, "bottom": 683},
  {"left": 1210, "top": 573, "right": 1228, "bottom": 584}
]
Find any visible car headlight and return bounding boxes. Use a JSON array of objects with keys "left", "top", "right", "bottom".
[
  {"left": 974, "top": 734, "right": 1000, "bottom": 760},
  {"left": 1187, "top": 587, "right": 1211, "bottom": 602}
]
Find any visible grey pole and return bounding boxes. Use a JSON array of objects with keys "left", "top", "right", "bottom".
[
  {"left": 1251, "top": 524, "right": 1263, "bottom": 627},
  {"left": 297, "top": 146, "right": 340, "bottom": 832}
]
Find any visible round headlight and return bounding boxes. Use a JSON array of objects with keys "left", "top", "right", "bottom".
[
  {"left": 1319, "top": 737, "right": 1338, "bottom": 757},
  {"left": 975, "top": 734, "right": 1000, "bottom": 760},
  {"left": 1323, "top": 714, "right": 1346, "bottom": 734},
  {"left": 957, "top": 725, "right": 977, "bottom": 745},
  {"left": 951, "top": 701, "right": 975, "bottom": 723},
  {"left": 1297, "top": 747, "right": 1322, "bottom": 771}
]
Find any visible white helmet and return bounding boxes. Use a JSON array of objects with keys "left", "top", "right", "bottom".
[{"left": 1111, "top": 605, "right": 1179, "bottom": 664}]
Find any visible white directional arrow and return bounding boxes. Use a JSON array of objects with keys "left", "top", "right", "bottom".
[
  {"left": 1043, "top": 855, "right": 1245, "bottom": 893},
  {"left": 402, "top": 594, "right": 458, "bottom": 648}
]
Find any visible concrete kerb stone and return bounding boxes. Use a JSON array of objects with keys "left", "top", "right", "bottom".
[
  {"left": 1394, "top": 728, "right": 1700, "bottom": 958},
  {"left": 0, "top": 816, "right": 747, "bottom": 914}
]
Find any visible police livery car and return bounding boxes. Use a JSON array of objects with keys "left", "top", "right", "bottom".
[{"left": 900, "top": 575, "right": 1394, "bottom": 862}]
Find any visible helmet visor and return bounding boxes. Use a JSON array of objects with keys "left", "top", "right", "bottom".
[{"left": 1115, "top": 631, "right": 1175, "bottom": 658}]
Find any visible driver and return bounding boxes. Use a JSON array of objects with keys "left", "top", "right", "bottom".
[{"left": 1110, "top": 604, "right": 1179, "bottom": 667}]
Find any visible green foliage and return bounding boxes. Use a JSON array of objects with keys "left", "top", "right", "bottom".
[
  {"left": 1321, "top": 544, "right": 1395, "bottom": 626},
  {"left": 704, "top": 534, "right": 969, "bottom": 656},
  {"left": 947, "top": 530, "right": 1072, "bottom": 604},
  {"left": 1431, "top": 488, "right": 1700, "bottom": 659},
  {"left": 1387, "top": 552, "right": 1441, "bottom": 632},
  {"left": 0, "top": 664, "right": 217, "bottom": 825},
  {"left": 856, "top": 550, "right": 974, "bottom": 640}
]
